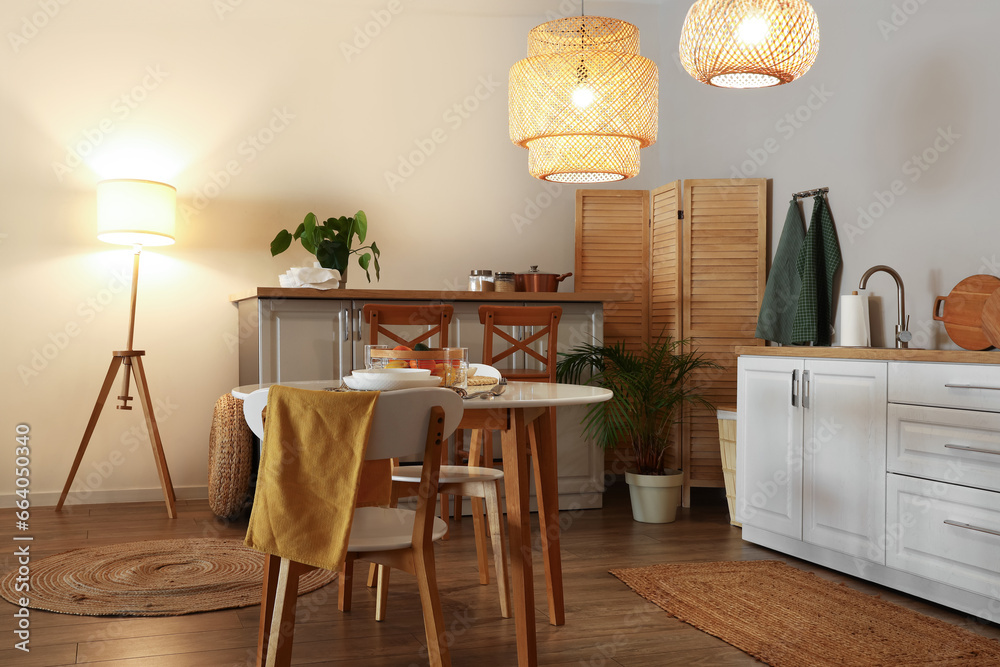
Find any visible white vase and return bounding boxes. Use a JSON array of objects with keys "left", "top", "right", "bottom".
[{"left": 625, "top": 470, "right": 683, "bottom": 523}]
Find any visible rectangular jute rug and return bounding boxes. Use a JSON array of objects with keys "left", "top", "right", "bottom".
[{"left": 610, "top": 560, "right": 1000, "bottom": 667}]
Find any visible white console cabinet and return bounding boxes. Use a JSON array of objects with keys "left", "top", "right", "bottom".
[{"left": 737, "top": 350, "right": 1000, "bottom": 623}]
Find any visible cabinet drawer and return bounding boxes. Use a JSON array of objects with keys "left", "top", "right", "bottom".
[
  {"left": 888, "top": 404, "right": 1000, "bottom": 493},
  {"left": 888, "top": 362, "right": 1000, "bottom": 413},
  {"left": 886, "top": 474, "right": 1000, "bottom": 598}
]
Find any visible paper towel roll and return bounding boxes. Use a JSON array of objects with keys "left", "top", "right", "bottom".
[{"left": 840, "top": 293, "right": 870, "bottom": 347}]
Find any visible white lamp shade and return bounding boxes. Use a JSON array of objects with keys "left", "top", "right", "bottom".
[{"left": 96, "top": 179, "right": 176, "bottom": 246}]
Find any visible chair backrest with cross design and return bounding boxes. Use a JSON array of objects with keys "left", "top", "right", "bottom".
[
  {"left": 363, "top": 303, "right": 453, "bottom": 348},
  {"left": 478, "top": 305, "right": 561, "bottom": 382}
]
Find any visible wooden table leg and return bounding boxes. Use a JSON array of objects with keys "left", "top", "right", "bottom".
[
  {"left": 528, "top": 406, "right": 564, "bottom": 626},
  {"left": 501, "top": 409, "right": 536, "bottom": 667}
]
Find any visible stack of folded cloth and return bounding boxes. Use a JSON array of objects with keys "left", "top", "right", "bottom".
[{"left": 278, "top": 266, "right": 342, "bottom": 289}]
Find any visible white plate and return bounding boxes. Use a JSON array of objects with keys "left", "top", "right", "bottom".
[
  {"left": 352, "top": 367, "right": 432, "bottom": 378},
  {"left": 343, "top": 374, "right": 443, "bottom": 392}
]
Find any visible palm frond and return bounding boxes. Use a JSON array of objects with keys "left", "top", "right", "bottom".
[{"left": 556, "top": 334, "right": 722, "bottom": 475}]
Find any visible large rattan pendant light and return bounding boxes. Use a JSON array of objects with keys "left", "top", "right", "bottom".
[
  {"left": 509, "top": 14, "right": 658, "bottom": 183},
  {"left": 679, "top": 0, "right": 819, "bottom": 89}
]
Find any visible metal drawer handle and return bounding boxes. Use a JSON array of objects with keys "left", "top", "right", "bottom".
[
  {"left": 803, "top": 370, "right": 811, "bottom": 409},
  {"left": 944, "top": 444, "right": 1000, "bottom": 456},
  {"left": 944, "top": 383, "right": 1000, "bottom": 391},
  {"left": 944, "top": 520, "right": 1000, "bottom": 538}
]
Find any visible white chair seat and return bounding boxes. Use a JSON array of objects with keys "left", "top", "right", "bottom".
[
  {"left": 347, "top": 507, "right": 448, "bottom": 552},
  {"left": 392, "top": 464, "right": 504, "bottom": 485}
]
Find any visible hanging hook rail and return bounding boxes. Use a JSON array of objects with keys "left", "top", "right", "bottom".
[{"left": 793, "top": 187, "right": 829, "bottom": 199}]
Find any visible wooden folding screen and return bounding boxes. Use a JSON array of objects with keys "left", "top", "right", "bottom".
[
  {"left": 576, "top": 179, "right": 767, "bottom": 506},
  {"left": 574, "top": 190, "right": 649, "bottom": 352}
]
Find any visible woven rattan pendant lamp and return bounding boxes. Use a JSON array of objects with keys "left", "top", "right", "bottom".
[
  {"left": 509, "top": 15, "right": 658, "bottom": 183},
  {"left": 679, "top": 0, "right": 819, "bottom": 89}
]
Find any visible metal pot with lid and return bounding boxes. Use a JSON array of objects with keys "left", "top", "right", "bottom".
[{"left": 515, "top": 265, "right": 573, "bottom": 292}]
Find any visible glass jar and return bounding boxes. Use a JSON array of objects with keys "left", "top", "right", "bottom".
[
  {"left": 468, "top": 269, "right": 494, "bottom": 292},
  {"left": 494, "top": 272, "right": 516, "bottom": 292}
]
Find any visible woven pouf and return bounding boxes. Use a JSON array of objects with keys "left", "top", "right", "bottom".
[{"left": 208, "top": 393, "right": 253, "bottom": 518}]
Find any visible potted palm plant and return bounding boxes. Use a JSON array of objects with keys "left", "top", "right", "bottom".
[{"left": 556, "top": 336, "right": 720, "bottom": 523}]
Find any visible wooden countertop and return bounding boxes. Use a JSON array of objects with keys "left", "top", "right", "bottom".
[
  {"left": 230, "top": 287, "right": 626, "bottom": 303},
  {"left": 735, "top": 346, "right": 1000, "bottom": 365}
]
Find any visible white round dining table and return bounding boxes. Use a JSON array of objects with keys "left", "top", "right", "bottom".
[{"left": 232, "top": 379, "right": 612, "bottom": 667}]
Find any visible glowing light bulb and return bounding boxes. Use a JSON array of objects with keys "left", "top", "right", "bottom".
[
  {"left": 736, "top": 16, "right": 770, "bottom": 45},
  {"left": 572, "top": 85, "right": 595, "bottom": 108}
]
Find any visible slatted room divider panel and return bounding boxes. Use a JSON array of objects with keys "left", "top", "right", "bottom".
[
  {"left": 679, "top": 180, "right": 766, "bottom": 506},
  {"left": 577, "top": 179, "right": 767, "bottom": 505},
  {"left": 650, "top": 181, "right": 683, "bottom": 471},
  {"left": 575, "top": 190, "right": 650, "bottom": 352}
]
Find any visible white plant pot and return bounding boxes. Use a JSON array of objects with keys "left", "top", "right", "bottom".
[{"left": 625, "top": 470, "right": 683, "bottom": 523}]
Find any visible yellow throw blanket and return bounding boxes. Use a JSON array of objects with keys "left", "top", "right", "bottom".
[{"left": 245, "top": 386, "right": 379, "bottom": 571}]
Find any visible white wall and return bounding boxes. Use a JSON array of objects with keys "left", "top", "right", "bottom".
[{"left": 1, "top": 0, "right": 996, "bottom": 505}]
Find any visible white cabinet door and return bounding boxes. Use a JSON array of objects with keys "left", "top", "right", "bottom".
[
  {"left": 260, "top": 299, "right": 351, "bottom": 383},
  {"left": 552, "top": 303, "right": 605, "bottom": 503},
  {"left": 737, "top": 356, "right": 803, "bottom": 538},
  {"left": 449, "top": 301, "right": 490, "bottom": 365},
  {"left": 801, "top": 359, "right": 887, "bottom": 563}
]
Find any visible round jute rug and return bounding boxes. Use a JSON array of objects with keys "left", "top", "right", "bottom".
[{"left": 0, "top": 538, "right": 337, "bottom": 616}]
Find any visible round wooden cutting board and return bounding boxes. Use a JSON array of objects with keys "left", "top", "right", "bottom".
[
  {"left": 982, "top": 288, "right": 1000, "bottom": 349},
  {"left": 933, "top": 275, "right": 1000, "bottom": 350}
]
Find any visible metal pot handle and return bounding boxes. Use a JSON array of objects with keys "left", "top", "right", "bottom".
[{"left": 555, "top": 272, "right": 573, "bottom": 282}]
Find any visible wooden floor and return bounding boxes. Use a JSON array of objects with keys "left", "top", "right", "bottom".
[{"left": 2, "top": 485, "right": 998, "bottom": 666}]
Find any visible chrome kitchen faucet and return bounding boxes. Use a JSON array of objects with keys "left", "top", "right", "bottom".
[{"left": 859, "top": 265, "right": 912, "bottom": 348}]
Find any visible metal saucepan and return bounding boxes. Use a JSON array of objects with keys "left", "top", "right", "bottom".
[{"left": 515, "top": 266, "right": 573, "bottom": 292}]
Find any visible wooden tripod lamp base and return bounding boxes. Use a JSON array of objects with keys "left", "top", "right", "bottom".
[{"left": 55, "top": 350, "right": 177, "bottom": 518}]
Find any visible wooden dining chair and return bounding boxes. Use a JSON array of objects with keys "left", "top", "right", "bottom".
[
  {"left": 243, "top": 387, "right": 463, "bottom": 667},
  {"left": 361, "top": 303, "right": 510, "bottom": 619},
  {"left": 363, "top": 303, "right": 453, "bottom": 350},
  {"left": 479, "top": 305, "right": 562, "bottom": 383},
  {"left": 363, "top": 303, "right": 454, "bottom": 530},
  {"left": 454, "top": 306, "right": 562, "bottom": 520}
]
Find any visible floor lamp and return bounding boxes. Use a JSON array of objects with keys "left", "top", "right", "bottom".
[{"left": 56, "top": 179, "right": 179, "bottom": 519}]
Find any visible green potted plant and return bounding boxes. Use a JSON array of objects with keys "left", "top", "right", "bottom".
[
  {"left": 270, "top": 210, "right": 380, "bottom": 286},
  {"left": 556, "top": 336, "right": 720, "bottom": 523}
]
